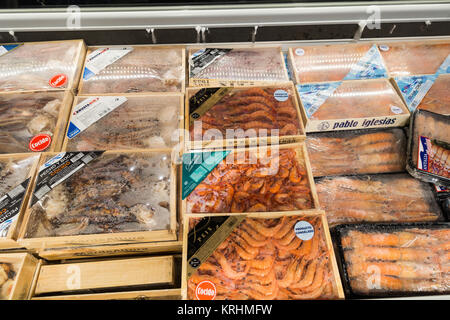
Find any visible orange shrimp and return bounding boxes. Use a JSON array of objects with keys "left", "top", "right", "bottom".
[
  {"left": 274, "top": 236, "right": 302, "bottom": 251},
  {"left": 290, "top": 259, "right": 317, "bottom": 289},
  {"left": 250, "top": 255, "right": 275, "bottom": 270},
  {"left": 278, "top": 258, "right": 301, "bottom": 288},
  {"left": 214, "top": 252, "right": 250, "bottom": 279},
  {"left": 245, "top": 219, "right": 283, "bottom": 237}
]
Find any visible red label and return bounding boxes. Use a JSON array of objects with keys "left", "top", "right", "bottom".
[
  {"left": 49, "top": 73, "right": 67, "bottom": 88},
  {"left": 29, "top": 134, "right": 52, "bottom": 152},
  {"left": 195, "top": 280, "right": 216, "bottom": 300}
]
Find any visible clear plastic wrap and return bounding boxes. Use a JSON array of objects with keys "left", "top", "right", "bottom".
[
  {"left": 185, "top": 146, "right": 316, "bottom": 213},
  {"left": 335, "top": 223, "right": 450, "bottom": 297},
  {"left": 186, "top": 214, "right": 343, "bottom": 300},
  {"left": 24, "top": 151, "right": 174, "bottom": 238},
  {"left": 0, "top": 40, "right": 85, "bottom": 92},
  {"left": 189, "top": 47, "right": 288, "bottom": 84},
  {"left": 378, "top": 41, "right": 450, "bottom": 77},
  {"left": 0, "top": 91, "right": 70, "bottom": 154},
  {"left": 407, "top": 109, "right": 450, "bottom": 186},
  {"left": 316, "top": 173, "right": 442, "bottom": 227},
  {"left": 289, "top": 43, "right": 387, "bottom": 83},
  {"left": 79, "top": 46, "right": 185, "bottom": 94},
  {"left": 306, "top": 128, "right": 407, "bottom": 177},
  {"left": 65, "top": 95, "right": 182, "bottom": 151}
]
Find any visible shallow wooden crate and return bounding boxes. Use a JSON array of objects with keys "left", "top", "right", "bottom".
[
  {"left": 17, "top": 149, "right": 178, "bottom": 252},
  {"left": 184, "top": 82, "right": 306, "bottom": 150},
  {"left": 32, "top": 288, "right": 182, "bottom": 300},
  {"left": 181, "top": 210, "right": 345, "bottom": 300},
  {"left": 0, "top": 252, "right": 39, "bottom": 300},
  {"left": 187, "top": 46, "right": 289, "bottom": 87},
  {"left": 0, "top": 153, "right": 41, "bottom": 250}
]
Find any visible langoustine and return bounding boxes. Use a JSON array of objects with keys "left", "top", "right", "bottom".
[
  {"left": 338, "top": 224, "right": 450, "bottom": 296},
  {"left": 65, "top": 95, "right": 181, "bottom": 151},
  {"left": 416, "top": 75, "right": 450, "bottom": 115},
  {"left": 80, "top": 46, "right": 184, "bottom": 94},
  {"left": 316, "top": 173, "right": 442, "bottom": 227},
  {"left": 188, "top": 86, "right": 303, "bottom": 142},
  {"left": 186, "top": 147, "right": 315, "bottom": 213},
  {"left": 306, "top": 128, "right": 406, "bottom": 177},
  {"left": 24, "top": 152, "right": 173, "bottom": 238},
  {"left": 187, "top": 215, "right": 341, "bottom": 300},
  {"left": 0, "top": 262, "right": 15, "bottom": 299},
  {"left": 0, "top": 92, "right": 66, "bottom": 154}
]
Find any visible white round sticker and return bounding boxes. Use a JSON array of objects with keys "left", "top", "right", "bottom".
[
  {"left": 295, "top": 48, "right": 305, "bottom": 56},
  {"left": 379, "top": 45, "right": 389, "bottom": 52},
  {"left": 274, "top": 89, "right": 289, "bottom": 102},
  {"left": 294, "top": 221, "right": 314, "bottom": 241},
  {"left": 390, "top": 105, "right": 403, "bottom": 114}
]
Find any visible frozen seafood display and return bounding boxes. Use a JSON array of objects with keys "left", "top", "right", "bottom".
[
  {"left": 407, "top": 109, "right": 450, "bottom": 185},
  {"left": 289, "top": 43, "right": 388, "bottom": 83},
  {"left": 306, "top": 128, "right": 407, "bottom": 177},
  {"left": 22, "top": 151, "right": 175, "bottom": 241},
  {"left": 316, "top": 173, "right": 442, "bottom": 227},
  {"left": 0, "top": 91, "right": 72, "bottom": 154},
  {"left": 183, "top": 145, "right": 317, "bottom": 214},
  {"left": 296, "top": 79, "right": 410, "bottom": 132},
  {"left": 0, "top": 40, "right": 85, "bottom": 92},
  {"left": 79, "top": 46, "right": 185, "bottom": 94},
  {"left": 186, "top": 213, "right": 343, "bottom": 300},
  {"left": 378, "top": 41, "right": 450, "bottom": 77},
  {"left": 187, "top": 85, "right": 304, "bottom": 147},
  {"left": 189, "top": 47, "right": 288, "bottom": 86},
  {"left": 64, "top": 95, "right": 182, "bottom": 151},
  {"left": 336, "top": 223, "right": 450, "bottom": 297}
]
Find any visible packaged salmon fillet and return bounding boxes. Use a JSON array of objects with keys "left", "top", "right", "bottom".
[
  {"left": 182, "top": 144, "right": 319, "bottom": 214},
  {"left": 335, "top": 223, "right": 450, "bottom": 297},
  {"left": 306, "top": 128, "right": 407, "bottom": 177},
  {"left": 296, "top": 79, "right": 410, "bottom": 133},
  {"left": 186, "top": 84, "right": 305, "bottom": 149},
  {"left": 0, "top": 91, "right": 73, "bottom": 154},
  {"left": 63, "top": 94, "right": 183, "bottom": 151},
  {"left": 407, "top": 109, "right": 450, "bottom": 186},
  {"left": 377, "top": 40, "right": 450, "bottom": 77},
  {"left": 288, "top": 43, "right": 388, "bottom": 83},
  {"left": 316, "top": 173, "right": 443, "bottom": 227},
  {"left": 0, "top": 40, "right": 85, "bottom": 92},
  {"left": 183, "top": 211, "right": 344, "bottom": 300},
  {"left": 188, "top": 47, "right": 289, "bottom": 87},
  {"left": 78, "top": 46, "right": 185, "bottom": 94}
]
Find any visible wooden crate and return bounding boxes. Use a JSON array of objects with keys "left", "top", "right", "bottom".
[
  {"left": 181, "top": 210, "right": 345, "bottom": 300},
  {"left": 184, "top": 82, "right": 306, "bottom": 150},
  {"left": 77, "top": 45, "right": 186, "bottom": 95},
  {"left": 0, "top": 252, "right": 39, "bottom": 300},
  {"left": 0, "top": 153, "right": 41, "bottom": 250},
  {"left": 181, "top": 142, "right": 320, "bottom": 215},
  {"left": 17, "top": 149, "right": 178, "bottom": 251},
  {"left": 32, "top": 288, "right": 181, "bottom": 300},
  {"left": 188, "top": 46, "right": 289, "bottom": 87},
  {"left": 31, "top": 255, "right": 175, "bottom": 297}
]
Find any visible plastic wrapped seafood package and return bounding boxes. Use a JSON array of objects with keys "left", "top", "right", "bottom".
[
  {"left": 306, "top": 128, "right": 407, "bottom": 177},
  {"left": 186, "top": 85, "right": 305, "bottom": 149},
  {"left": 19, "top": 150, "right": 177, "bottom": 250},
  {"left": 188, "top": 47, "right": 289, "bottom": 87},
  {"left": 0, "top": 40, "right": 86, "bottom": 92},
  {"left": 184, "top": 212, "right": 344, "bottom": 300},
  {"left": 377, "top": 40, "right": 449, "bottom": 77},
  {"left": 0, "top": 253, "right": 38, "bottom": 300},
  {"left": 288, "top": 43, "right": 388, "bottom": 84},
  {"left": 0, "top": 154, "right": 40, "bottom": 248},
  {"left": 335, "top": 223, "right": 450, "bottom": 297},
  {"left": 407, "top": 109, "right": 450, "bottom": 186},
  {"left": 182, "top": 144, "right": 319, "bottom": 214},
  {"left": 79, "top": 46, "right": 185, "bottom": 94},
  {"left": 316, "top": 173, "right": 443, "bottom": 228},
  {"left": 296, "top": 79, "right": 410, "bottom": 133},
  {"left": 0, "top": 91, "right": 73, "bottom": 154},
  {"left": 63, "top": 94, "right": 183, "bottom": 151}
]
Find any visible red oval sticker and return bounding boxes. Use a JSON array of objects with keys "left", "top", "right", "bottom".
[
  {"left": 29, "top": 134, "right": 52, "bottom": 152},
  {"left": 49, "top": 73, "right": 67, "bottom": 88},
  {"left": 195, "top": 280, "right": 216, "bottom": 300}
]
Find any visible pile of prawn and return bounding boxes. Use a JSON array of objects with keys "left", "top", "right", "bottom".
[
  {"left": 186, "top": 148, "right": 314, "bottom": 213},
  {"left": 341, "top": 227, "right": 450, "bottom": 295},
  {"left": 188, "top": 216, "right": 340, "bottom": 300}
]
